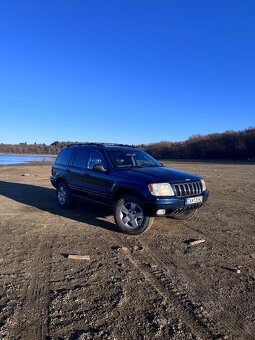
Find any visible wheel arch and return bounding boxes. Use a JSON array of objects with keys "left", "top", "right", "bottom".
[
  {"left": 113, "top": 186, "right": 144, "bottom": 203},
  {"left": 56, "top": 176, "right": 67, "bottom": 186}
]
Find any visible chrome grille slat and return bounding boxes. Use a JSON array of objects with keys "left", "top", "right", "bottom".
[
  {"left": 191, "top": 182, "right": 195, "bottom": 194},
  {"left": 195, "top": 182, "right": 198, "bottom": 194},
  {"left": 174, "top": 181, "right": 202, "bottom": 198},
  {"left": 196, "top": 182, "right": 199, "bottom": 194},
  {"left": 176, "top": 185, "right": 181, "bottom": 197}
]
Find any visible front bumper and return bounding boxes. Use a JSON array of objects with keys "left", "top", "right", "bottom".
[
  {"left": 144, "top": 189, "right": 209, "bottom": 216},
  {"left": 50, "top": 176, "right": 57, "bottom": 188}
]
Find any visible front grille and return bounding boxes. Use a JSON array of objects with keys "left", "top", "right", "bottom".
[{"left": 174, "top": 181, "right": 202, "bottom": 198}]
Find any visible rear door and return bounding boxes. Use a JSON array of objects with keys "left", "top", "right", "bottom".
[
  {"left": 68, "top": 148, "right": 89, "bottom": 195},
  {"left": 85, "top": 151, "right": 115, "bottom": 203}
]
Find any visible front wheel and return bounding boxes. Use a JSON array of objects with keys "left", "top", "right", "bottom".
[
  {"left": 114, "top": 195, "right": 153, "bottom": 235},
  {"left": 56, "top": 181, "right": 73, "bottom": 209}
]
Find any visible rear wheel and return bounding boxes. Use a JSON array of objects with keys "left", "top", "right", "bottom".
[
  {"left": 56, "top": 181, "right": 73, "bottom": 209},
  {"left": 169, "top": 208, "right": 197, "bottom": 220},
  {"left": 114, "top": 195, "right": 153, "bottom": 235}
]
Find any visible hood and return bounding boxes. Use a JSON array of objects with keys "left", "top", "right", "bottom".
[{"left": 116, "top": 166, "right": 201, "bottom": 183}]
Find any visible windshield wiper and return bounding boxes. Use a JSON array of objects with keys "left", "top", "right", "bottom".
[
  {"left": 116, "top": 165, "right": 135, "bottom": 168},
  {"left": 137, "top": 164, "right": 158, "bottom": 168}
]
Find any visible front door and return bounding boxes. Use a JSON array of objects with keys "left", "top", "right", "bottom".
[{"left": 85, "top": 151, "right": 114, "bottom": 203}]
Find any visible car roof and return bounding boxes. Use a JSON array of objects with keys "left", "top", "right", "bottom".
[{"left": 66, "top": 143, "right": 137, "bottom": 151}]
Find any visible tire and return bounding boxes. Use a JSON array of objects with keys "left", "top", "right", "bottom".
[
  {"left": 114, "top": 195, "right": 153, "bottom": 235},
  {"left": 169, "top": 208, "right": 197, "bottom": 220},
  {"left": 56, "top": 181, "right": 73, "bottom": 209}
]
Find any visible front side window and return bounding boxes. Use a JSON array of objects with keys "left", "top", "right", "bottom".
[
  {"left": 106, "top": 150, "right": 161, "bottom": 168},
  {"left": 86, "top": 151, "right": 105, "bottom": 170}
]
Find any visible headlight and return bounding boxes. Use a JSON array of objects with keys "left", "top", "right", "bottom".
[
  {"left": 201, "top": 179, "right": 206, "bottom": 191},
  {"left": 148, "top": 183, "right": 175, "bottom": 196}
]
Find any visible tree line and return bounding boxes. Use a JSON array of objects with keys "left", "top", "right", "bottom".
[
  {"left": 0, "top": 141, "right": 70, "bottom": 155},
  {"left": 142, "top": 128, "right": 255, "bottom": 160},
  {"left": 0, "top": 128, "right": 254, "bottom": 159}
]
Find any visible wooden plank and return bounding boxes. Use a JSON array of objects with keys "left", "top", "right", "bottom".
[
  {"left": 188, "top": 239, "right": 206, "bottom": 246},
  {"left": 67, "top": 254, "right": 90, "bottom": 261}
]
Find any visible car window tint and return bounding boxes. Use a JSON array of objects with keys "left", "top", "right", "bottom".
[
  {"left": 106, "top": 150, "right": 160, "bottom": 168},
  {"left": 56, "top": 148, "right": 74, "bottom": 165},
  {"left": 87, "top": 151, "right": 105, "bottom": 170},
  {"left": 72, "top": 149, "right": 88, "bottom": 169}
]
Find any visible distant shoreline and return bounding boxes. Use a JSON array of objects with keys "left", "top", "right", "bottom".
[
  {"left": 0, "top": 152, "right": 57, "bottom": 157},
  {"left": 0, "top": 160, "right": 54, "bottom": 167},
  {"left": 0, "top": 154, "right": 56, "bottom": 167}
]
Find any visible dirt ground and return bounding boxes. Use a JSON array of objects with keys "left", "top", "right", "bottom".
[{"left": 0, "top": 160, "right": 254, "bottom": 340}]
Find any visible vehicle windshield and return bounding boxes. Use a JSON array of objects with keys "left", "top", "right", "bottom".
[{"left": 106, "top": 149, "right": 161, "bottom": 168}]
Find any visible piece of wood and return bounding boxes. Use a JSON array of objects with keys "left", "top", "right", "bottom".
[
  {"left": 67, "top": 254, "right": 90, "bottom": 261},
  {"left": 188, "top": 239, "right": 206, "bottom": 246},
  {"left": 221, "top": 266, "right": 241, "bottom": 274}
]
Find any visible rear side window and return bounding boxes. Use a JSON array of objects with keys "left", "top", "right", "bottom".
[
  {"left": 72, "top": 149, "right": 88, "bottom": 169},
  {"left": 56, "top": 148, "right": 74, "bottom": 165}
]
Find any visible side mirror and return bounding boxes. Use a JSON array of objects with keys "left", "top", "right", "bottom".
[{"left": 93, "top": 164, "right": 108, "bottom": 173}]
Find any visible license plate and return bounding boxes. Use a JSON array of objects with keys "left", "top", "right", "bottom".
[{"left": 185, "top": 196, "right": 203, "bottom": 205}]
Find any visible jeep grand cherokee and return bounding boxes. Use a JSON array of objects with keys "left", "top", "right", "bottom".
[{"left": 51, "top": 144, "right": 209, "bottom": 234}]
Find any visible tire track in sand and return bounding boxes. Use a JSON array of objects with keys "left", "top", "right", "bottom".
[
  {"left": 12, "top": 238, "right": 53, "bottom": 340},
  {"left": 110, "top": 231, "right": 242, "bottom": 340}
]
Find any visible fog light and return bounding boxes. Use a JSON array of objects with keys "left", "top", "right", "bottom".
[{"left": 157, "top": 209, "right": 166, "bottom": 215}]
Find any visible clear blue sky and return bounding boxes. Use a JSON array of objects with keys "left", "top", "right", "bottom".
[{"left": 0, "top": 0, "right": 254, "bottom": 145}]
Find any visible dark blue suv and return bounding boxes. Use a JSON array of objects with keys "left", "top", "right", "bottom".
[{"left": 51, "top": 144, "right": 209, "bottom": 234}]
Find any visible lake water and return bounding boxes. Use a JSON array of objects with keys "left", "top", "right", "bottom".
[{"left": 0, "top": 154, "right": 55, "bottom": 165}]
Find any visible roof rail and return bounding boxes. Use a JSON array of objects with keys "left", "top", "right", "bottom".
[
  {"left": 104, "top": 143, "right": 136, "bottom": 148},
  {"left": 66, "top": 143, "right": 104, "bottom": 147},
  {"left": 67, "top": 143, "right": 136, "bottom": 148}
]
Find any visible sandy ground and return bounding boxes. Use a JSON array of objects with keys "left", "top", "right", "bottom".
[{"left": 0, "top": 161, "right": 254, "bottom": 340}]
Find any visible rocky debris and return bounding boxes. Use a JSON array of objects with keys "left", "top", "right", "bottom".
[
  {"left": 132, "top": 244, "right": 144, "bottom": 252},
  {"left": 69, "top": 327, "right": 111, "bottom": 340},
  {"left": 111, "top": 244, "right": 121, "bottom": 251}
]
